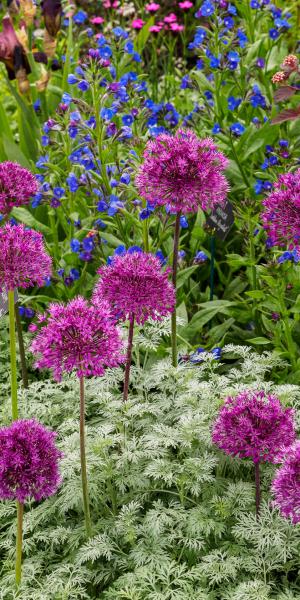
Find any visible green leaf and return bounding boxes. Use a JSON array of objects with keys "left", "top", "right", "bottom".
[
  {"left": 62, "top": 19, "right": 73, "bottom": 93},
  {"left": 177, "top": 266, "right": 198, "bottom": 289},
  {"left": 248, "top": 337, "right": 272, "bottom": 345},
  {"left": 245, "top": 290, "right": 265, "bottom": 300},
  {"left": 134, "top": 17, "right": 155, "bottom": 54},
  {"left": 1, "top": 135, "right": 31, "bottom": 169},
  {"left": 11, "top": 207, "right": 51, "bottom": 235}
]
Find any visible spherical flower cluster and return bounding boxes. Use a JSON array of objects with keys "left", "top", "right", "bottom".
[
  {"left": 261, "top": 169, "right": 300, "bottom": 247},
  {"left": 0, "top": 419, "right": 62, "bottom": 503},
  {"left": 271, "top": 71, "right": 289, "bottom": 84},
  {"left": 212, "top": 390, "right": 295, "bottom": 464},
  {"left": 0, "top": 223, "right": 52, "bottom": 291},
  {"left": 0, "top": 161, "right": 38, "bottom": 216},
  {"left": 272, "top": 441, "right": 300, "bottom": 524},
  {"left": 282, "top": 54, "right": 299, "bottom": 71},
  {"left": 136, "top": 129, "right": 229, "bottom": 214},
  {"left": 31, "top": 296, "right": 124, "bottom": 381},
  {"left": 93, "top": 251, "right": 176, "bottom": 324}
]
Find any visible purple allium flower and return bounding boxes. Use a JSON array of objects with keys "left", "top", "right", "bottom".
[
  {"left": 135, "top": 129, "right": 229, "bottom": 214},
  {"left": 93, "top": 251, "right": 176, "bottom": 324},
  {"left": 31, "top": 296, "right": 124, "bottom": 381},
  {"left": 0, "top": 223, "right": 52, "bottom": 292},
  {"left": 272, "top": 441, "right": 300, "bottom": 523},
  {"left": 261, "top": 169, "right": 300, "bottom": 247},
  {"left": 0, "top": 419, "right": 62, "bottom": 503},
  {"left": 0, "top": 162, "right": 38, "bottom": 216},
  {"left": 212, "top": 390, "right": 295, "bottom": 464}
]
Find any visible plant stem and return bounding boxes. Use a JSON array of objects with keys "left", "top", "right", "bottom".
[
  {"left": 143, "top": 219, "right": 149, "bottom": 253},
  {"left": 209, "top": 235, "right": 216, "bottom": 301},
  {"left": 14, "top": 302, "right": 28, "bottom": 389},
  {"left": 255, "top": 461, "right": 261, "bottom": 517},
  {"left": 79, "top": 376, "right": 92, "bottom": 538},
  {"left": 123, "top": 315, "right": 135, "bottom": 402},
  {"left": 15, "top": 501, "right": 23, "bottom": 587},
  {"left": 171, "top": 213, "right": 181, "bottom": 368},
  {"left": 8, "top": 290, "right": 18, "bottom": 421}
]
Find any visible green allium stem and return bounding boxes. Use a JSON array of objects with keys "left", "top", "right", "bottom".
[
  {"left": 79, "top": 376, "right": 92, "bottom": 538},
  {"left": 8, "top": 289, "right": 18, "bottom": 421},
  {"left": 255, "top": 461, "right": 260, "bottom": 517},
  {"left": 15, "top": 501, "right": 23, "bottom": 587},
  {"left": 123, "top": 315, "right": 135, "bottom": 402},
  {"left": 171, "top": 213, "right": 181, "bottom": 368},
  {"left": 15, "top": 302, "right": 28, "bottom": 389}
]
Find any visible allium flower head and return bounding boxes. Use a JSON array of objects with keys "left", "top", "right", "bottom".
[
  {"left": 261, "top": 169, "right": 300, "bottom": 247},
  {"left": 0, "top": 223, "right": 52, "bottom": 291},
  {"left": 136, "top": 129, "right": 229, "bottom": 214},
  {"left": 0, "top": 419, "right": 62, "bottom": 503},
  {"left": 272, "top": 441, "right": 300, "bottom": 524},
  {"left": 93, "top": 251, "right": 176, "bottom": 324},
  {"left": 0, "top": 161, "right": 38, "bottom": 215},
  {"left": 31, "top": 296, "right": 124, "bottom": 381},
  {"left": 212, "top": 390, "right": 295, "bottom": 464}
]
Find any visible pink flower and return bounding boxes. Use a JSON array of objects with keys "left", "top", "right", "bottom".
[
  {"left": 31, "top": 296, "right": 124, "bottom": 381},
  {"left": 261, "top": 169, "right": 300, "bottom": 247},
  {"left": 90, "top": 16, "right": 104, "bottom": 24},
  {"left": 146, "top": 2, "right": 160, "bottom": 11},
  {"left": 0, "top": 161, "right": 38, "bottom": 215},
  {"left": 131, "top": 18, "right": 144, "bottom": 29},
  {"left": 136, "top": 129, "right": 229, "bottom": 214},
  {"left": 179, "top": 0, "right": 193, "bottom": 8},
  {"left": 0, "top": 223, "right": 52, "bottom": 292},
  {"left": 0, "top": 419, "right": 62, "bottom": 503},
  {"left": 164, "top": 12, "right": 177, "bottom": 23},
  {"left": 212, "top": 390, "right": 295, "bottom": 464},
  {"left": 93, "top": 250, "right": 176, "bottom": 325},
  {"left": 272, "top": 441, "right": 300, "bottom": 524},
  {"left": 169, "top": 22, "right": 184, "bottom": 31},
  {"left": 149, "top": 24, "right": 162, "bottom": 32}
]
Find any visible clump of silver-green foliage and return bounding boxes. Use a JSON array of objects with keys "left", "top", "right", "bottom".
[{"left": 0, "top": 318, "right": 300, "bottom": 599}]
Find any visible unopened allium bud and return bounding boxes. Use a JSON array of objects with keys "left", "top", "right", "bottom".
[
  {"left": 272, "top": 71, "right": 289, "bottom": 84},
  {"left": 282, "top": 54, "right": 299, "bottom": 71}
]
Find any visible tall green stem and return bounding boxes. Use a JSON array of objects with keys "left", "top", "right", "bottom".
[
  {"left": 143, "top": 220, "right": 149, "bottom": 253},
  {"left": 123, "top": 315, "right": 135, "bottom": 402},
  {"left": 15, "top": 302, "right": 28, "bottom": 389},
  {"left": 9, "top": 290, "right": 18, "bottom": 420},
  {"left": 171, "top": 214, "right": 181, "bottom": 368},
  {"left": 209, "top": 235, "right": 216, "bottom": 301},
  {"left": 15, "top": 501, "right": 23, "bottom": 587},
  {"left": 79, "top": 376, "right": 92, "bottom": 538},
  {"left": 254, "top": 462, "right": 260, "bottom": 518}
]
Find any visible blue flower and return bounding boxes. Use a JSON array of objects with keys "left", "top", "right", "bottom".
[
  {"left": 237, "top": 29, "right": 248, "bottom": 48},
  {"left": 70, "top": 268, "right": 80, "bottom": 280},
  {"left": 82, "top": 237, "right": 94, "bottom": 251},
  {"left": 180, "top": 216, "right": 188, "bottom": 228},
  {"left": 277, "top": 251, "right": 293, "bottom": 264},
  {"left": 212, "top": 123, "right": 221, "bottom": 134},
  {"left": 78, "top": 80, "right": 90, "bottom": 92},
  {"left": 269, "top": 28, "right": 279, "bottom": 39},
  {"left": 227, "top": 95, "right": 242, "bottom": 111},
  {"left": 194, "top": 251, "right": 208, "bottom": 264},
  {"left": 99, "top": 45, "right": 112, "bottom": 59},
  {"left": 53, "top": 187, "right": 65, "bottom": 199},
  {"left": 66, "top": 173, "right": 79, "bottom": 192},
  {"left": 120, "top": 173, "right": 130, "bottom": 184},
  {"left": 36, "top": 155, "right": 49, "bottom": 169},
  {"left": 70, "top": 238, "right": 80, "bottom": 253},
  {"left": 227, "top": 50, "right": 240, "bottom": 70},
  {"left": 73, "top": 10, "right": 87, "bottom": 24},
  {"left": 124, "top": 40, "right": 134, "bottom": 53},
  {"left": 230, "top": 122, "right": 245, "bottom": 135},
  {"left": 199, "top": 1, "right": 215, "bottom": 17},
  {"left": 68, "top": 74, "right": 78, "bottom": 84},
  {"left": 122, "top": 114, "right": 134, "bottom": 126},
  {"left": 115, "top": 244, "right": 126, "bottom": 256},
  {"left": 97, "top": 200, "right": 109, "bottom": 212},
  {"left": 155, "top": 249, "right": 167, "bottom": 265},
  {"left": 113, "top": 26, "right": 128, "bottom": 38},
  {"left": 128, "top": 245, "right": 142, "bottom": 254}
]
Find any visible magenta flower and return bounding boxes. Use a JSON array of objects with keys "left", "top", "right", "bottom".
[
  {"left": 0, "top": 223, "right": 52, "bottom": 292},
  {"left": 0, "top": 419, "right": 62, "bottom": 503},
  {"left": 272, "top": 441, "right": 300, "bottom": 524},
  {"left": 135, "top": 129, "right": 229, "bottom": 214},
  {"left": 30, "top": 296, "right": 124, "bottom": 381},
  {"left": 93, "top": 251, "right": 176, "bottom": 325},
  {"left": 212, "top": 390, "right": 295, "bottom": 464},
  {"left": 0, "top": 161, "right": 38, "bottom": 216},
  {"left": 261, "top": 168, "right": 300, "bottom": 247}
]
